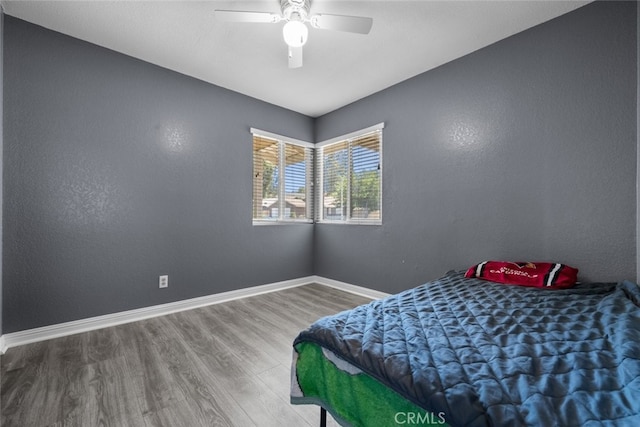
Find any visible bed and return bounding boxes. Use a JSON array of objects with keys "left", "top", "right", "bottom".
[{"left": 290, "top": 270, "right": 640, "bottom": 426}]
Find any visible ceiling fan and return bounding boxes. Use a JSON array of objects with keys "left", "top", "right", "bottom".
[{"left": 214, "top": 0, "right": 373, "bottom": 68}]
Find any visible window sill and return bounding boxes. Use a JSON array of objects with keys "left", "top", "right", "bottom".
[
  {"left": 253, "top": 220, "right": 314, "bottom": 226},
  {"left": 316, "top": 220, "right": 382, "bottom": 226}
]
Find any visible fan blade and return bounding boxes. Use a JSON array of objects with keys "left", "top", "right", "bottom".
[
  {"left": 310, "top": 14, "right": 373, "bottom": 34},
  {"left": 214, "top": 10, "right": 282, "bottom": 23},
  {"left": 288, "top": 46, "right": 303, "bottom": 69}
]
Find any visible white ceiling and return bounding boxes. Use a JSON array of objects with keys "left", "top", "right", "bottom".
[{"left": 2, "top": 0, "right": 590, "bottom": 117}]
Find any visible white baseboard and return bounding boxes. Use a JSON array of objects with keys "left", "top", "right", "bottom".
[
  {"left": 0, "top": 275, "right": 387, "bottom": 354},
  {"left": 312, "top": 275, "right": 390, "bottom": 300}
]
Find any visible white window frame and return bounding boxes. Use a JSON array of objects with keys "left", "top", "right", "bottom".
[
  {"left": 316, "top": 123, "right": 384, "bottom": 225},
  {"left": 251, "top": 128, "right": 314, "bottom": 225}
]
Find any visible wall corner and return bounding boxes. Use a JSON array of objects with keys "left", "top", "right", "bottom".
[
  {"left": 636, "top": 0, "right": 639, "bottom": 284},
  {"left": 0, "top": 6, "right": 5, "bottom": 336}
]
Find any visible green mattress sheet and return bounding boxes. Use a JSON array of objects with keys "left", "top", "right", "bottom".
[{"left": 291, "top": 341, "right": 449, "bottom": 427}]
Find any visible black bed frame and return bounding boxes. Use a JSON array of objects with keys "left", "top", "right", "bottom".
[{"left": 320, "top": 407, "right": 327, "bottom": 427}]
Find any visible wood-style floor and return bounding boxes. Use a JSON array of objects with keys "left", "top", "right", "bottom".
[{"left": 1, "top": 284, "right": 371, "bottom": 427}]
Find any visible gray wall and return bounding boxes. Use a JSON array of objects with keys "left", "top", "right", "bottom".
[
  {"left": 3, "top": 16, "right": 314, "bottom": 333},
  {"left": 0, "top": 10, "right": 4, "bottom": 336},
  {"left": 315, "top": 1, "right": 637, "bottom": 294}
]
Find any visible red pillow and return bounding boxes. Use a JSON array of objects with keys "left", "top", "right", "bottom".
[{"left": 465, "top": 261, "right": 578, "bottom": 289}]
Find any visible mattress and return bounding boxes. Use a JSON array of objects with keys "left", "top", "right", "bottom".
[
  {"left": 291, "top": 341, "right": 447, "bottom": 426},
  {"left": 291, "top": 271, "right": 640, "bottom": 426}
]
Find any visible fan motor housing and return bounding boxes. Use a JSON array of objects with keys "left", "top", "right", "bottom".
[{"left": 281, "top": 0, "right": 311, "bottom": 21}]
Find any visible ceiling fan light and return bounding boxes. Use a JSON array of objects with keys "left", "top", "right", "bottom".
[{"left": 282, "top": 20, "right": 308, "bottom": 47}]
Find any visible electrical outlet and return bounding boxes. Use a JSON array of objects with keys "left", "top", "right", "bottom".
[{"left": 159, "top": 275, "right": 169, "bottom": 288}]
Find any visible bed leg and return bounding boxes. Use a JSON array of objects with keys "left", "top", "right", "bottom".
[{"left": 320, "top": 407, "right": 327, "bottom": 427}]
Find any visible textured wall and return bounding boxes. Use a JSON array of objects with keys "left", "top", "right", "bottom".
[
  {"left": 637, "top": 0, "right": 640, "bottom": 285},
  {"left": 3, "top": 17, "right": 314, "bottom": 333},
  {"left": 0, "top": 11, "right": 4, "bottom": 336},
  {"left": 314, "top": 1, "right": 637, "bottom": 293}
]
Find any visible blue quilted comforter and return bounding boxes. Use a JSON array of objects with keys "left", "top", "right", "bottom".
[{"left": 293, "top": 272, "right": 640, "bottom": 426}]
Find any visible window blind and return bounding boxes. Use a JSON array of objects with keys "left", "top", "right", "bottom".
[
  {"left": 319, "top": 127, "right": 382, "bottom": 223},
  {"left": 253, "top": 135, "right": 280, "bottom": 221},
  {"left": 350, "top": 131, "right": 381, "bottom": 221},
  {"left": 252, "top": 133, "right": 313, "bottom": 222},
  {"left": 283, "top": 142, "right": 313, "bottom": 220}
]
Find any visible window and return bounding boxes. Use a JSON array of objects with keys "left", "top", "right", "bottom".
[
  {"left": 317, "top": 124, "right": 383, "bottom": 224},
  {"left": 252, "top": 130, "right": 314, "bottom": 223}
]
